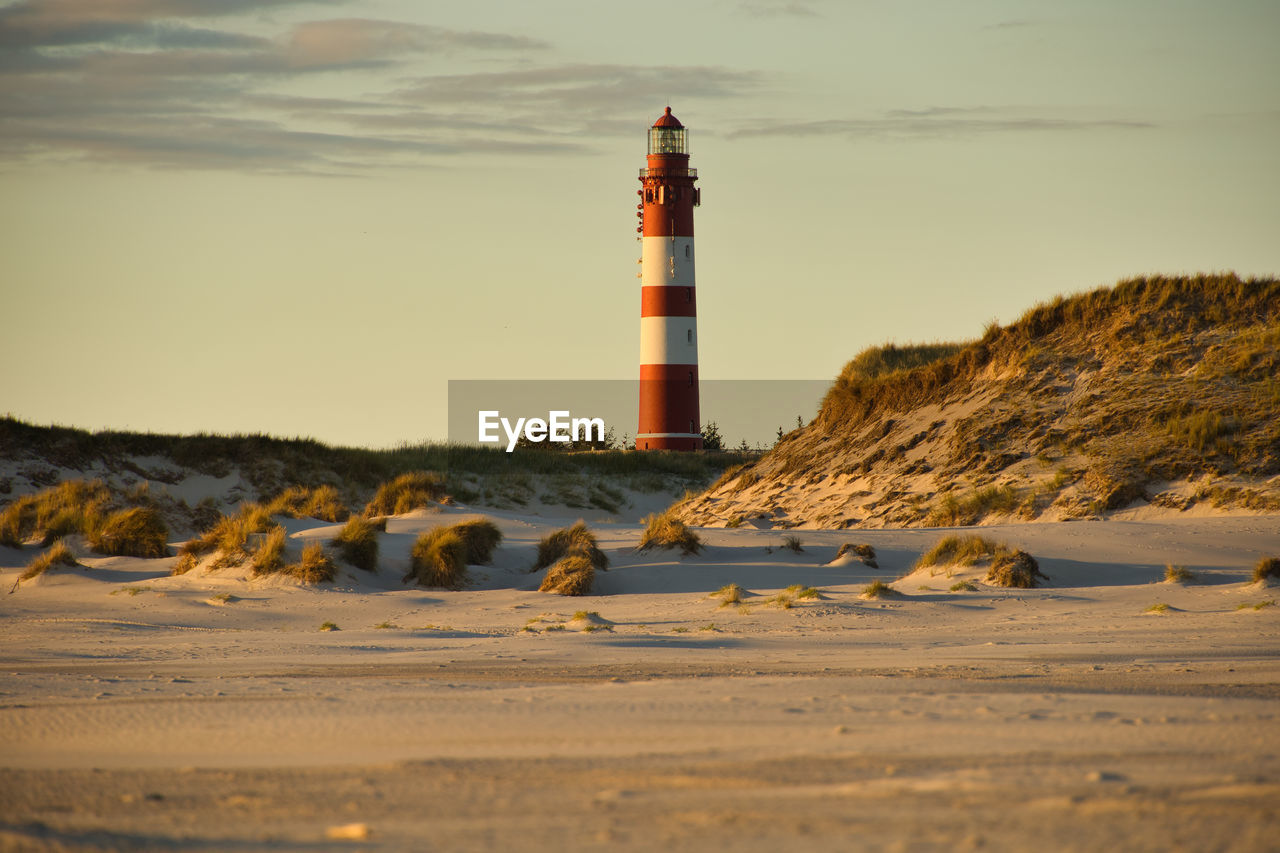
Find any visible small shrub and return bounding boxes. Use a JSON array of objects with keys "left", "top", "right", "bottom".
[
  {"left": 985, "top": 550, "right": 1046, "bottom": 588},
  {"left": 319, "top": 621, "right": 339, "bottom": 632},
  {"left": 638, "top": 510, "right": 702, "bottom": 555},
  {"left": 286, "top": 542, "right": 336, "bottom": 584},
  {"left": 265, "top": 485, "right": 349, "bottom": 522},
  {"left": 451, "top": 518, "right": 503, "bottom": 565},
  {"left": 861, "top": 579, "right": 898, "bottom": 599},
  {"left": 539, "top": 552, "right": 595, "bottom": 596},
  {"left": 533, "top": 521, "right": 608, "bottom": 572},
  {"left": 950, "top": 580, "right": 977, "bottom": 592},
  {"left": 1164, "top": 564, "right": 1196, "bottom": 584},
  {"left": 1145, "top": 603, "right": 1170, "bottom": 614},
  {"left": 88, "top": 507, "right": 170, "bottom": 558},
  {"left": 782, "top": 535, "right": 803, "bottom": 553},
  {"left": 837, "top": 542, "right": 878, "bottom": 567},
  {"left": 250, "top": 526, "right": 288, "bottom": 576},
  {"left": 407, "top": 527, "right": 467, "bottom": 588},
  {"left": 19, "top": 540, "right": 79, "bottom": 581},
  {"left": 331, "top": 516, "right": 380, "bottom": 572},
  {"left": 1253, "top": 557, "right": 1280, "bottom": 583},
  {"left": 364, "top": 472, "right": 447, "bottom": 517}
]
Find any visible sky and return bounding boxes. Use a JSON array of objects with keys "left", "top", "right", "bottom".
[{"left": 1, "top": 0, "right": 1277, "bottom": 448}]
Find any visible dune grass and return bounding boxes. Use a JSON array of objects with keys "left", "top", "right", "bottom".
[
  {"left": 19, "top": 540, "right": 79, "bottom": 581},
  {"left": 836, "top": 542, "right": 878, "bottom": 567},
  {"left": 364, "top": 472, "right": 448, "bottom": 517},
  {"left": 861, "top": 579, "right": 899, "bottom": 599},
  {"left": 950, "top": 580, "right": 977, "bottom": 592},
  {"left": 711, "top": 583, "right": 744, "bottom": 606},
  {"left": 782, "top": 535, "right": 804, "bottom": 553},
  {"left": 638, "top": 509, "right": 702, "bottom": 555},
  {"left": 450, "top": 518, "right": 503, "bottom": 565},
  {"left": 1253, "top": 556, "right": 1280, "bottom": 583},
  {"left": 533, "top": 521, "right": 608, "bottom": 572},
  {"left": 926, "top": 485, "right": 1021, "bottom": 527},
  {"left": 330, "top": 516, "right": 380, "bottom": 572},
  {"left": 286, "top": 542, "right": 337, "bottom": 584},
  {"left": 407, "top": 527, "right": 467, "bottom": 588},
  {"left": 250, "top": 526, "right": 288, "bottom": 576},
  {"left": 87, "top": 507, "right": 170, "bottom": 558},
  {"left": 265, "top": 485, "right": 348, "bottom": 522},
  {"left": 1164, "top": 564, "right": 1196, "bottom": 584},
  {"left": 985, "top": 549, "right": 1045, "bottom": 588},
  {"left": 539, "top": 551, "right": 596, "bottom": 596},
  {"left": 0, "top": 480, "right": 111, "bottom": 548},
  {"left": 915, "top": 535, "right": 1004, "bottom": 569}
]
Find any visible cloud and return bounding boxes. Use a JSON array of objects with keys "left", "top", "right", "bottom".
[
  {"left": 286, "top": 19, "right": 547, "bottom": 68},
  {"left": 0, "top": 1, "right": 578, "bottom": 173},
  {"left": 729, "top": 106, "right": 1155, "bottom": 141}
]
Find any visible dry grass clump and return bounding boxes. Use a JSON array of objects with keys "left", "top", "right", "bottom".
[
  {"left": 533, "top": 521, "right": 608, "bottom": 572},
  {"left": 87, "top": 508, "right": 170, "bottom": 558},
  {"left": 0, "top": 480, "right": 111, "bottom": 548},
  {"left": 19, "top": 540, "right": 79, "bottom": 581},
  {"left": 711, "top": 583, "right": 744, "bottom": 606},
  {"left": 638, "top": 509, "right": 702, "bottom": 555},
  {"left": 950, "top": 580, "right": 977, "bottom": 592},
  {"left": 837, "top": 542, "right": 878, "bottom": 567},
  {"left": 915, "top": 535, "right": 1004, "bottom": 569},
  {"left": 250, "top": 526, "right": 288, "bottom": 576},
  {"left": 985, "top": 549, "right": 1046, "bottom": 588},
  {"left": 265, "top": 485, "right": 348, "bottom": 522},
  {"left": 539, "top": 551, "right": 595, "bottom": 596},
  {"left": 926, "top": 485, "right": 1020, "bottom": 526},
  {"left": 451, "top": 518, "right": 503, "bottom": 565},
  {"left": 330, "top": 516, "right": 380, "bottom": 572},
  {"left": 286, "top": 542, "right": 337, "bottom": 584},
  {"left": 1164, "top": 564, "right": 1196, "bottom": 584},
  {"left": 861, "top": 579, "right": 899, "bottom": 599},
  {"left": 182, "top": 503, "right": 276, "bottom": 568},
  {"left": 364, "top": 472, "right": 447, "bottom": 517},
  {"left": 782, "top": 535, "right": 804, "bottom": 553},
  {"left": 840, "top": 341, "right": 967, "bottom": 383},
  {"left": 1253, "top": 557, "right": 1280, "bottom": 584},
  {"left": 407, "top": 527, "right": 467, "bottom": 588}
]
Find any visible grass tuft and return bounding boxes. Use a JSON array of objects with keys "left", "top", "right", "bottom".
[
  {"left": 19, "top": 540, "right": 79, "bottom": 581},
  {"left": 250, "top": 526, "right": 288, "bottom": 576},
  {"left": 711, "top": 583, "right": 744, "bottom": 606},
  {"left": 265, "top": 485, "right": 348, "bottom": 522},
  {"left": 1164, "top": 564, "right": 1196, "bottom": 584},
  {"left": 782, "top": 535, "right": 804, "bottom": 553},
  {"left": 533, "top": 521, "right": 608, "bottom": 572},
  {"left": 1145, "top": 603, "right": 1170, "bottom": 614},
  {"left": 450, "top": 518, "right": 503, "bottom": 565},
  {"left": 87, "top": 507, "right": 170, "bottom": 558},
  {"left": 330, "top": 516, "right": 380, "bottom": 572},
  {"left": 950, "top": 580, "right": 977, "bottom": 592},
  {"left": 985, "top": 549, "right": 1046, "bottom": 588},
  {"left": 539, "top": 552, "right": 596, "bottom": 596},
  {"left": 638, "top": 509, "right": 702, "bottom": 555},
  {"left": 407, "top": 527, "right": 467, "bottom": 588},
  {"left": 915, "top": 535, "right": 1002, "bottom": 569},
  {"left": 286, "top": 542, "right": 337, "bottom": 584},
  {"left": 364, "top": 471, "right": 448, "bottom": 517},
  {"left": 861, "top": 579, "right": 899, "bottom": 599},
  {"left": 1253, "top": 556, "right": 1280, "bottom": 584},
  {"left": 836, "top": 542, "right": 878, "bottom": 567}
]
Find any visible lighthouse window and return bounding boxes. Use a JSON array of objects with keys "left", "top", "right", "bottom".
[
  {"left": 687, "top": 329, "right": 693, "bottom": 343},
  {"left": 685, "top": 287, "right": 692, "bottom": 302},
  {"left": 688, "top": 371, "right": 694, "bottom": 387},
  {"left": 689, "top": 419, "right": 696, "bottom": 434},
  {"left": 684, "top": 245, "right": 691, "bottom": 259}
]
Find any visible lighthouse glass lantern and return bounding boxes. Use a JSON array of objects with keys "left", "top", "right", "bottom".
[{"left": 636, "top": 107, "right": 702, "bottom": 451}]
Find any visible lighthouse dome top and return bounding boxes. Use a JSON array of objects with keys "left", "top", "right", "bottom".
[
  {"left": 652, "top": 106, "right": 684, "bottom": 129},
  {"left": 648, "top": 107, "right": 688, "bottom": 155}
]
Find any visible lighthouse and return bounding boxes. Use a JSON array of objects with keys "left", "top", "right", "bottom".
[{"left": 637, "top": 106, "right": 702, "bottom": 451}]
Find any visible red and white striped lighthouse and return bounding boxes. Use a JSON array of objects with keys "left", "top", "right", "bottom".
[{"left": 637, "top": 106, "right": 702, "bottom": 451}]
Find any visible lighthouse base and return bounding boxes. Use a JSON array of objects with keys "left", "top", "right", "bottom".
[{"left": 636, "top": 433, "right": 703, "bottom": 451}]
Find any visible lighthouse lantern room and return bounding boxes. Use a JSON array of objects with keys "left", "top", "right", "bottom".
[{"left": 637, "top": 107, "right": 702, "bottom": 451}]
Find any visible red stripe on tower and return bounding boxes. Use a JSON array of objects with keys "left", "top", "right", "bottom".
[{"left": 637, "top": 107, "right": 702, "bottom": 451}]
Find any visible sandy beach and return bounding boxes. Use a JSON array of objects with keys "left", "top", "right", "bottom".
[{"left": 3, "top": 507, "right": 1277, "bottom": 851}]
